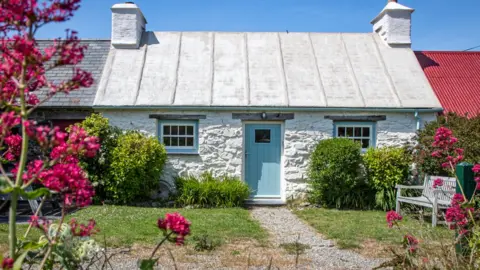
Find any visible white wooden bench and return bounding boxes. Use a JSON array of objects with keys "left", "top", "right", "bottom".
[{"left": 396, "top": 176, "right": 456, "bottom": 227}]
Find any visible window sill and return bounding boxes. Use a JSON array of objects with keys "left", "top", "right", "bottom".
[{"left": 166, "top": 152, "right": 200, "bottom": 156}]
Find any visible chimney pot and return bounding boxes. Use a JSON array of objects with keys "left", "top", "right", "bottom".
[
  {"left": 111, "top": 2, "right": 147, "bottom": 49},
  {"left": 371, "top": 1, "right": 414, "bottom": 47}
]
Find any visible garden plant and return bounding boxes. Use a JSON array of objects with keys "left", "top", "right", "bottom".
[
  {"left": 0, "top": 1, "right": 187, "bottom": 269},
  {"left": 383, "top": 127, "right": 480, "bottom": 269}
]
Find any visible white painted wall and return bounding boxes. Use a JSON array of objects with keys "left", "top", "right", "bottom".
[{"left": 98, "top": 110, "right": 436, "bottom": 200}]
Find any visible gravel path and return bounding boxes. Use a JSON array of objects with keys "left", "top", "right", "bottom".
[{"left": 251, "top": 207, "right": 384, "bottom": 269}]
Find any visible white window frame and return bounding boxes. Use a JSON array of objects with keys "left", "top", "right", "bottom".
[
  {"left": 158, "top": 120, "right": 198, "bottom": 154},
  {"left": 333, "top": 122, "right": 376, "bottom": 149}
]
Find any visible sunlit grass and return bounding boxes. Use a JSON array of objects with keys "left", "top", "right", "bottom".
[{"left": 0, "top": 205, "right": 268, "bottom": 248}]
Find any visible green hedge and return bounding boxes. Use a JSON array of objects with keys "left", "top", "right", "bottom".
[
  {"left": 76, "top": 114, "right": 167, "bottom": 204},
  {"left": 108, "top": 131, "right": 167, "bottom": 204},
  {"left": 307, "top": 138, "right": 373, "bottom": 209},
  {"left": 363, "top": 146, "right": 411, "bottom": 210},
  {"left": 73, "top": 114, "right": 122, "bottom": 201},
  {"left": 175, "top": 172, "right": 250, "bottom": 208},
  {"left": 414, "top": 113, "right": 480, "bottom": 177}
]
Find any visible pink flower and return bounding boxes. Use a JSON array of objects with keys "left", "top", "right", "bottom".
[
  {"left": 432, "top": 178, "right": 443, "bottom": 189},
  {"left": 29, "top": 215, "right": 39, "bottom": 227},
  {"left": 70, "top": 218, "right": 99, "bottom": 237},
  {"left": 4, "top": 134, "right": 22, "bottom": 160},
  {"left": 1, "top": 257, "right": 13, "bottom": 269},
  {"left": 445, "top": 205, "right": 468, "bottom": 230},
  {"left": 473, "top": 164, "right": 480, "bottom": 174},
  {"left": 403, "top": 234, "right": 419, "bottom": 254},
  {"left": 451, "top": 193, "right": 466, "bottom": 206},
  {"left": 40, "top": 163, "right": 95, "bottom": 207},
  {"left": 386, "top": 211, "right": 403, "bottom": 228},
  {"left": 431, "top": 127, "right": 463, "bottom": 168},
  {"left": 158, "top": 212, "right": 191, "bottom": 245}
]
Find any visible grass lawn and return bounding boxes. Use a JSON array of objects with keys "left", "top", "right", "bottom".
[
  {"left": 0, "top": 205, "right": 268, "bottom": 249},
  {"left": 294, "top": 208, "right": 454, "bottom": 252}
]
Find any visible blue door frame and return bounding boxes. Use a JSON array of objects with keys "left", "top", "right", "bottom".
[{"left": 244, "top": 123, "right": 282, "bottom": 198}]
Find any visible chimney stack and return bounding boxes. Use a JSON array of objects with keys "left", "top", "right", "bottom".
[
  {"left": 111, "top": 2, "right": 147, "bottom": 49},
  {"left": 371, "top": 1, "right": 414, "bottom": 47}
]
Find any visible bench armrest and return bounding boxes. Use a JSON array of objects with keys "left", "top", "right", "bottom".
[
  {"left": 396, "top": 185, "right": 424, "bottom": 190},
  {"left": 433, "top": 189, "right": 456, "bottom": 195}
]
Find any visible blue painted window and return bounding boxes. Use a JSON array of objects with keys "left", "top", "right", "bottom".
[
  {"left": 333, "top": 121, "right": 376, "bottom": 149},
  {"left": 158, "top": 120, "right": 199, "bottom": 154}
]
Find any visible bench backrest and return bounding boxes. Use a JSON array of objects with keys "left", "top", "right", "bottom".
[{"left": 422, "top": 175, "right": 456, "bottom": 201}]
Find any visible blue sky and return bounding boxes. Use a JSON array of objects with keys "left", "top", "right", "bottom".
[{"left": 37, "top": 0, "right": 480, "bottom": 51}]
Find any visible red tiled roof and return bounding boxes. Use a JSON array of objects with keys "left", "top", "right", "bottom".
[{"left": 415, "top": 51, "right": 480, "bottom": 117}]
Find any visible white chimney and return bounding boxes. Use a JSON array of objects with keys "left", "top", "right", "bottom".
[
  {"left": 371, "top": 0, "right": 414, "bottom": 47},
  {"left": 111, "top": 2, "right": 147, "bottom": 49}
]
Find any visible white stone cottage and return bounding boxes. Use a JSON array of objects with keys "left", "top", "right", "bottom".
[{"left": 94, "top": 1, "right": 442, "bottom": 204}]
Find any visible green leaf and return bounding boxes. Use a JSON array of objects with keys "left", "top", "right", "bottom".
[
  {"left": 19, "top": 187, "right": 50, "bottom": 200},
  {"left": 13, "top": 251, "right": 28, "bottom": 270},
  {"left": 0, "top": 186, "right": 14, "bottom": 194},
  {"left": 22, "top": 240, "right": 48, "bottom": 251},
  {"left": 138, "top": 259, "right": 157, "bottom": 270}
]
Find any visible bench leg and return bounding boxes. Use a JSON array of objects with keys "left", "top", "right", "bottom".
[
  {"left": 396, "top": 200, "right": 401, "bottom": 214},
  {"left": 432, "top": 202, "right": 438, "bottom": 227}
]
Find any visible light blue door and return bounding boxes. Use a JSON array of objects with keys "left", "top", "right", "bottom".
[{"left": 245, "top": 124, "right": 281, "bottom": 197}]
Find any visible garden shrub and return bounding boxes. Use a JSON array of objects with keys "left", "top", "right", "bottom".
[
  {"left": 175, "top": 172, "right": 250, "bottom": 207},
  {"left": 414, "top": 113, "right": 480, "bottom": 177},
  {"left": 363, "top": 146, "right": 411, "bottom": 210},
  {"left": 74, "top": 114, "right": 122, "bottom": 202},
  {"left": 307, "top": 138, "right": 373, "bottom": 209},
  {"left": 107, "top": 131, "right": 167, "bottom": 204}
]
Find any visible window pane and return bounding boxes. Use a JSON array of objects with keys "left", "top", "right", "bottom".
[
  {"left": 179, "top": 137, "right": 186, "bottom": 146},
  {"left": 338, "top": 127, "right": 345, "bottom": 137},
  {"left": 171, "top": 137, "right": 178, "bottom": 146},
  {"left": 187, "top": 126, "right": 194, "bottom": 135},
  {"left": 255, "top": 129, "right": 271, "bottom": 143},
  {"left": 179, "top": 126, "right": 186, "bottom": 135},
  {"left": 354, "top": 127, "right": 362, "bottom": 137},
  {"left": 163, "top": 137, "right": 171, "bottom": 146},
  {"left": 354, "top": 139, "right": 361, "bottom": 144},
  {"left": 362, "top": 139, "right": 370, "bottom": 148},
  {"left": 346, "top": 127, "right": 354, "bottom": 137},
  {"left": 186, "top": 137, "right": 194, "bottom": 147},
  {"left": 171, "top": 126, "right": 178, "bottom": 135},
  {"left": 163, "top": 125, "right": 170, "bottom": 135},
  {"left": 362, "top": 127, "right": 370, "bottom": 137}
]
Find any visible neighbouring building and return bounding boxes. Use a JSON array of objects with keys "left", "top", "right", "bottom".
[
  {"left": 415, "top": 51, "right": 480, "bottom": 117},
  {"left": 92, "top": 0, "right": 442, "bottom": 203},
  {"left": 32, "top": 40, "right": 111, "bottom": 130}
]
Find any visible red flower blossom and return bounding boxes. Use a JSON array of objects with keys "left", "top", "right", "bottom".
[
  {"left": 386, "top": 211, "right": 403, "bottom": 228},
  {"left": 451, "top": 193, "right": 466, "bottom": 207},
  {"left": 446, "top": 204, "right": 469, "bottom": 230},
  {"left": 431, "top": 127, "right": 463, "bottom": 169},
  {"left": 158, "top": 212, "right": 191, "bottom": 245},
  {"left": 1, "top": 257, "right": 13, "bottom": 269},
  {"left": 3, "top": 134, "right": 22, "bottom": 161},
  {"left": 69, "top": 218, "right": 99, "bottom": 237},
  {"left": 39, "top": 163, "right": 95, "bottom": 207},
  {"left": 432, "top": 178, "right": 443, "bottom": 189},
  {"left": 403, "top": 234, "right": 419, "bottom": 254}
]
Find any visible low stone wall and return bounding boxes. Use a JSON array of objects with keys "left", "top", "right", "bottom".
[{"left": 98, "top": 110, "right": 436, "bottom": 199}]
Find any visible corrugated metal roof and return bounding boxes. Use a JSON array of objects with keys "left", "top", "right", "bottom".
[
  {"left": 37, "top": 40, "right": 110, "bottom": 108},
  {"left": 415, "top": 51, "right": 480, "bottom": 117},
  {"left": 94, "top": 31, "right": 441, "bottom": 109}
]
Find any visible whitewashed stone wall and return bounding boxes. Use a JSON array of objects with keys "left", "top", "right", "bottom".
[{"left": 98, "top": 110, "right": 436, "bottom": 200}]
